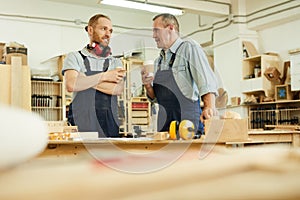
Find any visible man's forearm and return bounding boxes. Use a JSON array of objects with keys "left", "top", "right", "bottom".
[
  {"left": 144, "top": 84, "right": 155, "bottom": 99},
  {"left": 200, "top": 92, "right": 217, "bottom": 120},
  {"left": 65, "top": 71, "right": 103, "bottom": 92},
  {"left": 202, "top": 93, "right": 216, "bottom": 109},
  {"left": 94, "top": 79, "right": 124, "bottom": 95},
  {"left": 65, "top": 68, "right": 125, "bottom": 92}
]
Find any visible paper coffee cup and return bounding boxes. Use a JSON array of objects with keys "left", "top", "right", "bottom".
[{"left": 142, "top": 60, "right": 154, "bottom": 77}]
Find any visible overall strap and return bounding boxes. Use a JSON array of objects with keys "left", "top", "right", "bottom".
[
  {"left": 78, "top": 51, "right": 91, "bottom": 73},
  {"left": 158, "top": 41, "right": 185, "bottom": 69},
  {"left": 169, "top": 41, "right": 185, "bottom": 68},
  {"left": 78, "top": 51, "right": 110, "bottom": 72}
]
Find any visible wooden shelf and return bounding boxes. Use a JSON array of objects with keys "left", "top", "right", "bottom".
[
  {"left": 244, "top": 99, "right": 300, "bottom": 105},
  {"left": 241, "top": 54, "right": 281, "bottom": 97},
  {"left": 118, "top": 58, "right": 151, "bottom": 135},
  {"left": 246, "top": 100, "right": 300, "bottom": 129},
  {"left": 31, "top": 80, "right": 65, "bottom": 121}
]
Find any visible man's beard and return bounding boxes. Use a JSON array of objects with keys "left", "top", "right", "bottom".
[
  {"left": 89, "top": 33, "right": 111, "bottom": 57},
  {"left": 92, "top": 33, "right": 109, "bottom": 47}
]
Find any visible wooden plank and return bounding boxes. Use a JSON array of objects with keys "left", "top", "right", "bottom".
[
  {"left": 265, "top": 124, "right": 300, "bottom": 130},
  {"left": 0, "top": 42, "right": 5, "bottom": 60},
  {"left": 204, "top": 119, "right": 249, "bottom": 142},
  {"left": 248, "top": 130, "right": 300, "bottom": 134},
  {"left": 288, "top": 48, "right": 300, "bottom": 54},
  {"left": 249, "top": 133, "right": 292, "bottom": 143},
  {"left": 57, "top": 55, "right": 65, "bottom": 81},
  {"left": 10, "top": 56, "right": 23, "bottom": 108},
  {"left": 0, "top": 64, "right": 11, "bottom": 105},
  {"left": 226, "top": 130, "right": 300, "bottom": 146},
  {"left": 10, "top": 56, "right": 31, "bottom": 111},
  {"left": 22, "top": 65, "right": 31, "bottom": 111}
]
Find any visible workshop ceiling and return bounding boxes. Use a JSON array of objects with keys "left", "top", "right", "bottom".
[{"left": 46, "top": 0, "right": 231, "bottom": 17}]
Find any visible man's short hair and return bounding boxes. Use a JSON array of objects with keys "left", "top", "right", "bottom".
[
  {"left": 85, "top": 14, "right": 111, "bottom": 31},
  {"left": 153, "top": 13, "right": 179, "bottom": 32}
]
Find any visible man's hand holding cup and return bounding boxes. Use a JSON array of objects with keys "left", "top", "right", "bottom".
[{"left": 141, "top": 60, "right": 154, "bottom": 85}]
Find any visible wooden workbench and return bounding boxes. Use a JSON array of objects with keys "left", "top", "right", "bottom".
[
  {"left": 42, "top": 129, "right": 300, "bottom": 158},
  {"left": 1, "top": 142, "right": 300, "bottom": 200},
  {"left": 226, "top": 130, "right": 300, "bottom": 147},
  {"left": 43, "top": 138, "right": 220, "bottom": 158}
]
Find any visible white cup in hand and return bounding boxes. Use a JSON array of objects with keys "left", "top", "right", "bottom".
[{"left": 142, "top": 60, "right": 154, "bottom": 77}]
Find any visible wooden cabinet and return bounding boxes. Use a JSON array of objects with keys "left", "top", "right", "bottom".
[
  {"left": 241, "top": 54, "right": 280, "bottom": 97},
  {"left": 30, "top": 55, "right": 67, "bottom": 121},
  {"left": 246, "top": 100, "right": 300, "bottom": 130},
  {"left": 31, "top": 80, "right": 65, "bottom": 121}
]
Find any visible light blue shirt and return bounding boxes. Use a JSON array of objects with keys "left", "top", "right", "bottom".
[
  {"left": 153, "top": 38, "right": 218, "bottom": 101},
  {"left": 62, "top": 47, "right": 123, "bottom": 99}
]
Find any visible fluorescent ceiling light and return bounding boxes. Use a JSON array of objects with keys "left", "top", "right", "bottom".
[{"left": 100, "top": 0, "right": 183, "bottom": 16}]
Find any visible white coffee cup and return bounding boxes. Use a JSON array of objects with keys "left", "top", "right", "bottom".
[{"left": 142, "top": 60, "right": 154, "bottom": 77}]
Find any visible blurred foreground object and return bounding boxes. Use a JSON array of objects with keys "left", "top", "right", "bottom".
[{"left": 0, "top": 105, "right": 48, "bottom": 170}]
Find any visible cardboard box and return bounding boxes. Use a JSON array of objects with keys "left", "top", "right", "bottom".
[
  {"left": 204, "top": 119, "right": 248, "bottom": 143},
  {"left": 5, "top": 46, "right": 28, "bottom": 65}
]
